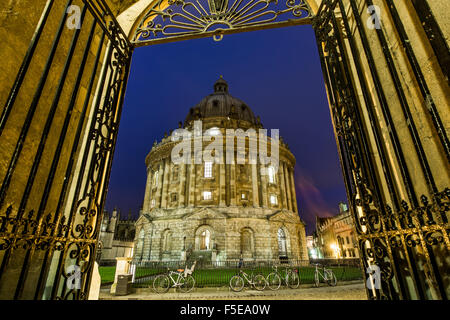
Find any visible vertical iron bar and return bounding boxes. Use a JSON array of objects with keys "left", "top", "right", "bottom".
[
  {"left": 365, "top": 0, "right": 437, "bottom": 195},
  {"left": 348, "top": 0, "right": 424, "bottom": 299},
  {"left": 336, "top": 0, "right": 406, "bottom": 299},
  {"left": 50, "top": 38, "right": 117, "bottom": 299},
  {"left": 365, "top": 0, "right": 444, "bottom": 299},
  {"left": 382, "top": 0, "right": 449, "bottom": 162},
  {"left": 410, "top": 0, "right": 450, "bottom": 85},
  {"left": 0, "top": 0, "right": 55, "bottom": 137},
  {"left": 0, "top": 0, "right": 73, "bottom": 208},
  {"left": 0, "top": 0, "right": 73, "bottom": 281},
  {"left": 35, "top": 25, "right": 106, "bottom": 301}
]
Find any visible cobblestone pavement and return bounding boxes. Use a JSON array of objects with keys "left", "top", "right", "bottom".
[{"left": 100, "top": 281, "right": 367, "bottom": 300}]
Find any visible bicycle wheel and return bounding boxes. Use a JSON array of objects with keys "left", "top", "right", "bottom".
[
  {"left": 314, "top": 271, "right": 320, "bottom": 288},
  {"left": 287, "top": 270, "right": 300, "bottom": 289},
  {"left": 153, "top": 274, "right": 170, "bottom": 293},
  {"left": 253, "top": 274, "right": 266, "bottom": 291},
  {"left": 229, "top": 275, "right": 245, "bottom": 292},
  {"left": 179, "top": 275, "right": 195, "bottom": 293},
  {"left": 266, "top": 273, "right": 281, "bottom": 290},
  {"left": 325, "top": 270, "right": 337, "bottom": 286}
]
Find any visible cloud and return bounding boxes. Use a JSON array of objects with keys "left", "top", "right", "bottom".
[{"left": 294, "top": 165, "right": 336, "bottom": 234}]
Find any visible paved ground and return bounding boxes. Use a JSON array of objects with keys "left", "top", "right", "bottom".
[{"left": 100, "top": 280, "right": 367, "bottom": 300}]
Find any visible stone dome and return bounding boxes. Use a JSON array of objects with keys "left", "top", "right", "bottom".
[{"left": 185, "top": 76, "right": 259, "bottom": 126}]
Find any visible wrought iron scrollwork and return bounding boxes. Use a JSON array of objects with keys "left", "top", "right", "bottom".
[
  {"left": 133, "top": 0, "right": 313, "bottom": 44},
  {"left": 313, "top": 0, "right": 449, "bottom": 300}
]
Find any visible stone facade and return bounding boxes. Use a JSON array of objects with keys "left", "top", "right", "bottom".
[
  {"left": 0, "top": 0, "right": 448, "bottom": 300},
  {"left": 134, "top": 78, "right": 308, "bottom": 262},
  {"left": 313, "top": 202, "right": 359, "bottom": 259},
  {"left": 98, "top": 209, "right": 136, "bottom": 264}
]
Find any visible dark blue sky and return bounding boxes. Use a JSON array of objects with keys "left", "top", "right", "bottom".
[{"left": 105, "top": 24, "right": 347, "bottom": 235}]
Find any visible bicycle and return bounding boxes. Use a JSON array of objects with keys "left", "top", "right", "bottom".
[
  {"left": 266, "top": 265, "right": 300, "bottom": 290},
  {"left": 313, "top": 263, "right": 337, "bottom": 287},
  {"left": 153, "top": 261, "right": 196, "bottom": 293},
  {"left": 229, "top": 269, "right": 266, "bottom": 292}
]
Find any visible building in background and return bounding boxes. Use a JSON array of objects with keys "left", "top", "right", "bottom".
[
  {"left": 97, "top": 208, "right": 137, "bottom": 264},
  {"left": 134, "top": 77, "right": 308, "bottom": 262},
  {"left": 306, "top": 235, "right": 319, "bottom": 259},
  {"left": 312, "top": 202, "right": 358, "bottom": 259}
]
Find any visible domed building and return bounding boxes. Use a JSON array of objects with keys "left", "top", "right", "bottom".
[{"left": 134, "top": 77, "right": 308, "bottom": 262}]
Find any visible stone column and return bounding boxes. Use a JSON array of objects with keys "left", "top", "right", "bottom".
[
  {"left": 260, "top": 164, "right": 268, "bottom": 207},
  {"left": 283, "top": 163, "right": 292, "bottom": 211},
  {"left": 219, "top": 151, "right": 226, "bottom": 207},
  {"left": 142, "top": 167, "right": 153, "bottom": 213},
  {"left": 251, "top": 164, "right": 259, "bottom": 207},
  {"left": 179, "top": 163, "right": 187, "bottom": 207},
  {"left": 188, "top": 161, "right": 196, "bottom": 207},
  {"left": 156, "top": 162, "right": 164, "bottom": 208},
  {"left": 278, "top": 161, "right": 287, "bottom": 209},
  {"left": 289, "top": 167, "right": 298, "bottom": 213},
  {"left": 230, "top": 164, "right": 237, "bottom": 206},
  {"left": 160, "top": 159, "right": 170, "bottom": 208}
]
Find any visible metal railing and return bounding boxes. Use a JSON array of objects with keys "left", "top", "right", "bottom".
[{"left": 130, "top": 259, "right": 363, "bottom": 288}]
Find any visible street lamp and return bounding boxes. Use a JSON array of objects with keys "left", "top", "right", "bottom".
[{"left": 330, "top": 243, "right": 340, "bottom": 258}]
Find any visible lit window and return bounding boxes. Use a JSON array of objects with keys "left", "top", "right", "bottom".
[
  {"left": 270, "top": 194, "right": 278, "bottom": 205},
  {"left": 241, "top": 193, "right": 246, "bottom": 199},
  {"left": 203, "top": 191, "right": 212, "bottom": 200},
  {"left": 268, "top": 166, "right": 276, "bottom": 183},
  {"left": 151, "top": 199, "right": 156, "bottom": 208},
  {"left": 204, "top": 161, "right": 213, "bottom": 178},
  {"left": 205, "top": 127, "right": 221, "bottom": 136}
]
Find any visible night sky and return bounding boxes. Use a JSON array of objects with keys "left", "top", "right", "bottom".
[{"left": 104, "top": 24, "right": 347, "bottom": 235}]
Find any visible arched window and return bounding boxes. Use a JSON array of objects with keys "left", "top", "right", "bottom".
[
  {"left": 278, "top": 228, "right": 287, "bottom": 257},
  {"left": 162, "top": 230, "right": 172, "bottom": 252},
  {"left": 200, "top": 229, "right": 210, "bottom": 250},
  {"left": 241, "top": 228, "right": 253, "bottom": 257}
]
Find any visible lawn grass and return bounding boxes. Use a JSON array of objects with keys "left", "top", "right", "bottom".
[{"left": 99, "top": 266, "right": 116, "bottom": 284}]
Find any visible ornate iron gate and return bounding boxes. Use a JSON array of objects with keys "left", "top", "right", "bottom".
[
  {"left": 0, "top": 0, "right": 132, "bottom": 299},
  {"left": 314, "top": 0, "right": 449, "bottom": 300},
  {"left": 0, "top": 0, "right": 448, "bottom": 300}
]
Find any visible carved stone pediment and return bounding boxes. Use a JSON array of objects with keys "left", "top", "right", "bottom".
[
  {"left": 267, "top": 210, "right": 300, "bottom": 223},
  {"left": 182, "top": 207, "right": 228, "bottom": 220},
  {"left": 135, "top": 215, "right": 150, "bottom": 228}
]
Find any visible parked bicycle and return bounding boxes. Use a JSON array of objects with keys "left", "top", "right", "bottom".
[
  {"left": 266, "top": 265, "right": 300, "bottom": 290},
  {"left": 229, "top": 269, "right": 266, "bottom": 292},
  {"left": 153, "top": 261, "right": 197, "bottom": 293},
  {"left": 313, "top": 263, "right": 337, "bottom": 287}
]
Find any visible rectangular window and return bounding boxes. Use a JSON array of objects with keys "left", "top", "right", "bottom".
[
  {"left": 151, "top": 199, "right": 156, "bottom": 208},
  {"left": 203, "top": 191, "right": 212, "bottom": 200},
  {"left": 270, "top": 194, "right": 278, "bottom": 205},
  {"left": 204, "top": 161, "right": 213, "bottom": 178},
  {"left": 268, "top": 166, "right": 276, "bottom": 183}
]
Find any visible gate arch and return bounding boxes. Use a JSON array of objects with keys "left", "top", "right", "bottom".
[{"left": 0, "top": 0, "right": 448, "bottom": 300}]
